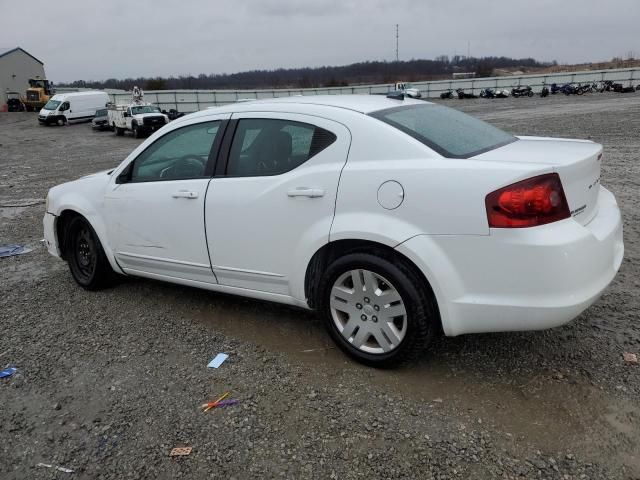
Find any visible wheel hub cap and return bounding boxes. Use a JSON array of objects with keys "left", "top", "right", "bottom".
[{"left": 329, "top": 269, "right": 407, "bottom": 355}]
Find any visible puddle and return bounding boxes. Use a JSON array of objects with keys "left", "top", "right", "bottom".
[
  {"left": 196, "top": 299, "right": 640, "bottom": 473},
  {"left": 198, "top": 301, "right": 338, "bottom": 363}
]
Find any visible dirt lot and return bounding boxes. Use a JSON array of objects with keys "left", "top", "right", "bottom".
[{"left": 1, "top": 93, "right": 639, "bottom": 479}]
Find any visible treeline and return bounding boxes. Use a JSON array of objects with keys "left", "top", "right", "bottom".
[{"left": 60, "top": 56, "right": 554, "bottom": 91}]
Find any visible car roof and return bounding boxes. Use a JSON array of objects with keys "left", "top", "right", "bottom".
[
  {"left": 53, "top": 91, "right": 108, "bottom": 99},
  {"left": 212, "top": 94, "right": 431, "bottom": 115}
]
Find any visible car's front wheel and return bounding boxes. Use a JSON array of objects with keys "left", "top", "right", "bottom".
[
  {"left": 318, "top": 252, "right": 438, "bottom": 367},
  {"left": 66, "top": 216, "right": 114, "bottom": 290}
]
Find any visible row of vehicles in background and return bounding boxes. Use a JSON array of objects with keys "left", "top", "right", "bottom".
[
  {"left": 440, "top": 86, "right": 532, "bottom": 99},
  {"left": 35, "top": 87, "right": 182, "bottom": 138},
  {"left": 441, "top": 81, "right": 640, "bottom": 100},
  {"left": 549, "top": 80, "right": 638, "bottom": 95}
]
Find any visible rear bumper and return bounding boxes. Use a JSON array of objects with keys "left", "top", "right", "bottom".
[{"left": 396, "top": 186, "right": 623, "bottom": 336}]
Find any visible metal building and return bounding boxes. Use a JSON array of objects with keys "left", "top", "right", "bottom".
[{"left": 0, "top": 47, "right": 46, "bottom": 111}]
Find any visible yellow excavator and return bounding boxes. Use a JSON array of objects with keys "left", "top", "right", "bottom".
[{"left": 22, "top": 76, "right": 54, "bottom": 111}]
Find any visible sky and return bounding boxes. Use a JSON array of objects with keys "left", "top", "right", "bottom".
[{"left": 1, "top": 0, "right": 638, "bottom": 83}]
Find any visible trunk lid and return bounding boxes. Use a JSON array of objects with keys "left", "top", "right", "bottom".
[{"left": 474, "top": 136, "right": 602, "bottom": 225}]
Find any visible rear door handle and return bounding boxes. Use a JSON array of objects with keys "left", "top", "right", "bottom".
[
  {"left": 287, "top": 187, "right": 325, "bottom": 198},
  {"left": 172, "top": 190, "right": 198, "bottom": 199}
]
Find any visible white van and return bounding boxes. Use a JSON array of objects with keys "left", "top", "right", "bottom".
[{"left": 38, "top": 91, "right": 110, "bottom": 126}]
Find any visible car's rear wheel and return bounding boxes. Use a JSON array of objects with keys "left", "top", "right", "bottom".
[
  {"left": 318, "top": 252, "right": 437, "bottom": 367},
  {"left": 66, "top": 216, "right": 114, "bottom": 290}
]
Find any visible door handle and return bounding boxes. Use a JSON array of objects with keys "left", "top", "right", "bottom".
[
  {"left": 172, "top": 190, "right": 198, "bottom": 199},
  {"left": 287, "top": 187, "right": 325, "bottom": 198}
]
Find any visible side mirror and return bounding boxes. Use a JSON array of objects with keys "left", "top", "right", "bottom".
[{"left": 124, "top": 112, "right": 130, "bottom": 117}]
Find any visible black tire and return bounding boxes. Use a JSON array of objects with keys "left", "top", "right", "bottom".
[
  {"left": 317, "top": 252, "right": 438, "bottom": 368},
  {"left": 527, "top": 90, "right": 534, "bottom": 97},
  {"left": 116, "top": 127, "right": 124, "bottom": 136},
  {"left": 57, "top": 117, "right": 65, "bottom": 126},
  {"left": 65, "top": 216, "right": 114, "bottom": 290}
]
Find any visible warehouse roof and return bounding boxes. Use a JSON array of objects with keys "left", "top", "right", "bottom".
[{"left": 0, "top": 47, "right": 44, "bottom": 65}]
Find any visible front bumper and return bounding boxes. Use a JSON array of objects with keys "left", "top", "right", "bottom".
[
  {"left": 43, "top": 212, "right": 60, "bottom": 257},
  {"left": 38, "top": 114, "right": 61, "bottom": 124},
  {"left": 396, "top": 186, "right": 624, "bottom": 336}
]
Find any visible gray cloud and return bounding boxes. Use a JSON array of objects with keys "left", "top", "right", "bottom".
[{"left": 1, "top": 0, "right": 638, "bottom": 82}]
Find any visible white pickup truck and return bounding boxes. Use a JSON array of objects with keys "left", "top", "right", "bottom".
[
  {"left": 108, "top": 103, "right": 169, "bottom": 138},
  {"left": 392, "top": 82, "right": 422, "bottom": 98}
]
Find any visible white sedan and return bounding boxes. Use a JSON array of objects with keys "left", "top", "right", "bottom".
[{"left": 43, "top": 95, "right": 624, "bottom": 366}]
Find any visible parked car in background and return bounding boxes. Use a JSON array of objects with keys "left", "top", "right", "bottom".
[
  {"left": 43, "top": 95, "right": 623, "bottom": 367},
  {"left": 38, "top": 91, "right": 110, "bottom": 126},
  {"left": 92, "top": 108, "right": 110, "bottom": 130}
]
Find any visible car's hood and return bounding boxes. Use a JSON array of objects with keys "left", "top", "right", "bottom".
[
  {"left": 79, "top": 169, "right": 113, "bottom": 180},
  {"left": 50, "top": 169, "right": 111, "bottom": 197},
  {"left": 48, "top": 169, "right": 113, "bottom": 215},
  {"left": 134, "top": 113, "right": 165, "bottom": 119}
]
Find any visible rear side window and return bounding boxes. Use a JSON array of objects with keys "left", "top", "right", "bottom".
[
  {"left": 370, "top": 104, "right": 516, "bottom": 158},
  {"left": 226, "top": 119, "right": 336, "bottom": 177}
]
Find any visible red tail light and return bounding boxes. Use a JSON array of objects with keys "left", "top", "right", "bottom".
[{"left": 486, "top": 173, "right": 570, "bottom": 228}]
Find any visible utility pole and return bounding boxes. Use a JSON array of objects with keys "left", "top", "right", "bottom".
[
  {"left": 395, "top": 24, "right": 399, "bottom": 62},
  {"left": 467, "top": 40, "right": 470, "bottom": 59}
]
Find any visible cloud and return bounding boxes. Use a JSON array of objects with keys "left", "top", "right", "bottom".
[{"left": 1, "top": 0, "right": 637, "bottom": 82}]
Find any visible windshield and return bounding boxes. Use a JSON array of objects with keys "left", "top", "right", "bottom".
[
  {"left": 43, "top": 100, "right": 61, "bottom": 111},
  {"left": 370, "top": 104, "right": 517, "bottom": 158},
  {"left": 131, "top": 106, "right": 161, "bottom": 115},
  {"left": 95, "top": 109, "right": 107, "bottom": 116}
]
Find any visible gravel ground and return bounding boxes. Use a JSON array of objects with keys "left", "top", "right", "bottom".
[{"left": 1, "top": 93, "right": 639, "bottom": 479}]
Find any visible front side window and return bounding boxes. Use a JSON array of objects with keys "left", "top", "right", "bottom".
[
  {"left": 60, "top": 102, "right": 70, "bottom": 111},
  {"left": 370, "top": 104, "right": 516, "bottom": 158},
  {"left": 128, "top": 121, "right": 221, "bottom": 182},
  {"left": 226, "top": 119, "right": 336, "bottom": 176}
]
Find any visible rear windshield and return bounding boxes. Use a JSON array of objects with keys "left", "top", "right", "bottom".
[{"left": 370, "top": 104, "right": 516, "bottom": 158}]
